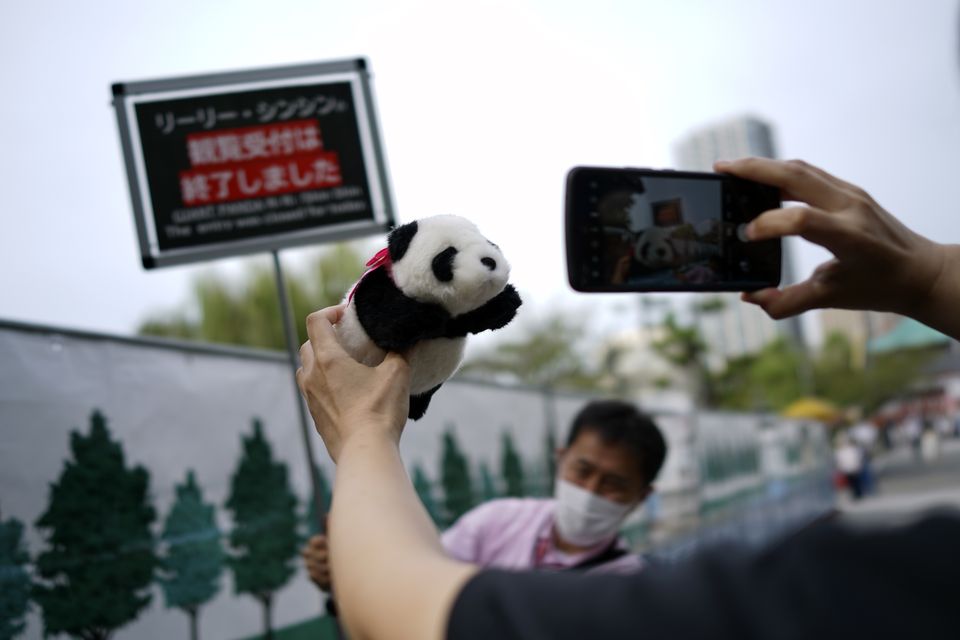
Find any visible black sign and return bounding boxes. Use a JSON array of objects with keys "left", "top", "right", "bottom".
[{"left": 113, "top": 59, "right": 394, "bottom": 269}]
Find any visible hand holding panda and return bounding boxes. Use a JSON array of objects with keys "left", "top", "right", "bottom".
[{"left": 335, "top": 215, "right": 522, "bottom": 420}]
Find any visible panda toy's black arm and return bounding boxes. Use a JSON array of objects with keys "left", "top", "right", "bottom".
[
  {"left": 354, "top": 267, "right": 452, "bottom": 351},
  {"left": 444, "top": 285, "right": 522, "bottom": 338}
]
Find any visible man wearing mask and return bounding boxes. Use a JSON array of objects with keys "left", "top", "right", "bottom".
[{"left": 303, "top": 399, "right": 666, "bottom": 591}]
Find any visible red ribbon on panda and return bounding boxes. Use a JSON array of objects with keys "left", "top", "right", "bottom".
[{"left": 347, "top": 247, "right": 393, "bottom": 302}]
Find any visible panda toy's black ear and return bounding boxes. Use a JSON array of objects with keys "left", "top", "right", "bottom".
[{"left": 388, "top": 221, "right": 418, "bottom": 262}]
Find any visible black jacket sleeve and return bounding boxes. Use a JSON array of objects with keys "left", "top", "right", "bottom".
[{"left": 447, "top": 510, "right": 960, "bottom": 640}]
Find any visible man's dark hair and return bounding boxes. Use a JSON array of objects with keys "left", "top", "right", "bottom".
[{"left": 565, "top": 400, "right": 667, "bottom": 485}]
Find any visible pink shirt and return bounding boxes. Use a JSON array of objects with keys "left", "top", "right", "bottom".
[{"left": 441, "top": 498, "right": 644, "bottom": 574}]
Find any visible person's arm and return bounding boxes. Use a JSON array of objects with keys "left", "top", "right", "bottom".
[
  {"left": 297, "top": 306, "right": 476, "bottom": 640},
  {"left": 301, "top": 502, "right": 488, "bottom": 598},
  {"left": 715, "top": 157, "right": 960, "bottom": 341}
]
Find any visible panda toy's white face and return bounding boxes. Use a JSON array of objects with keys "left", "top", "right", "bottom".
[
  {"left": 634, "top": 227, "right": 678, "bottom": 270},
  {"left": 390, "top": 215, "right": 510, "bottom": 317}
]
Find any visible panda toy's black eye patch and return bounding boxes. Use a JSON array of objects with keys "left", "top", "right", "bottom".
[{"left": 432, "top": 247, "right": 458, "bottom": 282}]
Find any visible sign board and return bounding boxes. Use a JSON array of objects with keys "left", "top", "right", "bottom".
[{"left": 112, "top": 58, "right": 394, "bottom": 269}]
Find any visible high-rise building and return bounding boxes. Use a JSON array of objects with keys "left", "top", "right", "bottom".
[
  {"left": 673, "top": 115, "right": 807, "bottom": 369},
  {"left": 674, "top": 116, "right": 777, "bottom": 172}
]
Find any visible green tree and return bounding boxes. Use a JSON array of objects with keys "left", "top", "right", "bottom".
[
  {"left": 859, "top": 349, "right": 940, "bottom": 412},
  {"left": 810, "top": 331, "right": 937, "bottom": 412},
  {"left": 139, "top": 244, "right": 366, "bottom": 349},
  {"left": 812, "top": 332, "right": 864, "bottom": 407},
  {"left": 651, "top": 313, "right": 716, "bottom": 405},
  {"left": 440, "top": 429, "right": 474, "bottom": 526},
  {"left": 712, "top": 330, "right": 938, "bottom": 413},
  {"left": 713, "top": 353, "right": 760, "bottom": 410},
  {"left": 33, "top": 410, "right": 157, "bottom": 640},
  {"left": 411, "top": 465, "right": 441, "bottom": 525},
  {"left": 713, "top": 338, "right": 806, "bottom": 411},
  {"left": 500, "top": 431, "right": 526, "bottom": 498},
  {"left": 745, "top": 338, "right": 805, "bottom": 410},
  {"left": 694, "top": 296, "right": 727, "bottom": 315},
  {"left": 460, "top": 313, "right": 602, "bottom": 390},
  {"left": 0, "top": 510, "right": 31, "bottom": 640},
  {"left": 305, "top": 465, "right": 333, "bottom": 538},
  {"left": 225, "top": 420, "right": 300, "bottom": 640},
  {"left": 478, "top": 463, "right": 499, "bottom": 502},
  {"left": 159, "top": 470, "right": 225, "bottom": 640}
]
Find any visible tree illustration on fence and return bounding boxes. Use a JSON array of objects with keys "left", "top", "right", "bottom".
[
  {"left": 500, "top": 431, "right": 526, "bottom": 498},
  {"left": 159, "top": 470, "right": 225, "bottom": 640},
  {"left": 33, "top": 410, "right": 157, "bottom": 640},
  {"left": 225, "top": 420, "right": 300, "bottom": 640},
  {"left": 0, "top": 510, "right": 31, "bottom": 640},
  {"left": 440, "top": 429, "right": 474, "bottom": 526},
  {"left": 478, "top": 462, "right": 499, "bottom": 503}
]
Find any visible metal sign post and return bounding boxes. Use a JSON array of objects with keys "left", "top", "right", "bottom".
[{"left": 272, "top": 249, "right": 326, "bottom": 532}]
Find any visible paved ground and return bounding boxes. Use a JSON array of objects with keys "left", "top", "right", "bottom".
[{"left": 837, "top": 438, "right": 960, "bottom": 525}]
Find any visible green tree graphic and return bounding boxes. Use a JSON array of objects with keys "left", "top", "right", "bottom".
[
  {"left": 440, "top": 429, "right": 474, "bottom": 526},
  {"left": 500, "top": 431, "right": 526, "bottom": 498},
  {"left": 0, "top": 510, "right": 31, "bottom": 640},
  {"left": 411, "top": 465, "right": 441, "bottom": 526},
  {"left": 478, "top": 463, "right": 499, "bottom": 503},
  {"left": 225, "top": 420, "right": 300, "bottom": 640},
  {"left": 159, "top": 470, "right": 225, "bottom": 640},
  {"left": 33, "top": 410, "right": 157, "bottom": 640},
  {"left": 305, "top": 464, "right": 333, "bottom": 537}
]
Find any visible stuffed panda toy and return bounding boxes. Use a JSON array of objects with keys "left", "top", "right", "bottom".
[{"left": 336, "top": 215, "right": 522, "bottom": 420}]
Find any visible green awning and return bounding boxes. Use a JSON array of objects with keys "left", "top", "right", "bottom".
[{"left": 867, "top": 317, "right": 950, "bottom": 354}]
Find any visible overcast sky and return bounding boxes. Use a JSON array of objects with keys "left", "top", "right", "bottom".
[{"left": 2, "top": 0, "right": 958, "bottom": 346}]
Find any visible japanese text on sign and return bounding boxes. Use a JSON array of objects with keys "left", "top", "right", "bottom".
[{"left": 178, "top": 120, "right": 343, "bottom": 204}]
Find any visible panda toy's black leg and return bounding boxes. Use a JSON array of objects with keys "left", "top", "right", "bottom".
[{"left": 408, "top": 384, "right": 443, "bottom": 420}]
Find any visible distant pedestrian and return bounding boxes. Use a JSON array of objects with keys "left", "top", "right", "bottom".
[
  {"left": 921, "top": 425, "right": 940, "bottom": 463},
  {"left": 904, "top": 413, "right": 923, "bottom": 460},
  {"left": 834, "top": 434, "right": 864, "bottom": 500},
  {"left": 850, "top": 422, "right": 878, "bottom": 496}
]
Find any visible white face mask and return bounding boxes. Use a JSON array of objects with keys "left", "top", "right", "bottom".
[{"left": 553, "top": 479, "right": 636, "bottom": 548}]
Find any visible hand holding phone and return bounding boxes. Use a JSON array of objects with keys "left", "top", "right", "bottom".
[{"left": 565, "top": 166, "right": 782, "bottom": 292}]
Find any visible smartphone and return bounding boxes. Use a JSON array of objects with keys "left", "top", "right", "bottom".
[{"left": 565, "top": 166, "right": 781, "bottom": 292}]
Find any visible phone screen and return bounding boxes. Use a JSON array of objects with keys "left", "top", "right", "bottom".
[{"left": 565, "top": 167, "right": 782, "bottom": 292}]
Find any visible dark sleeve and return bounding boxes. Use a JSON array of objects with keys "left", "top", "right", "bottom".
[{"left": 447, "top": 511, "right": 960, "bottom": 640}]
